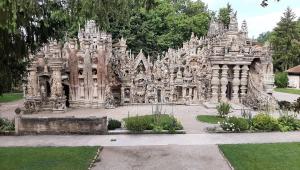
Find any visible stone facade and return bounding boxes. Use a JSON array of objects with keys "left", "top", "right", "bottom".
[{"left": 23, "top": 12, "right": 276, "bottom": 112}]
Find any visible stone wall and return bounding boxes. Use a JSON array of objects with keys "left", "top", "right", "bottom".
[{"left": 15, "top": 116, "right": 107, "bottom": 135}]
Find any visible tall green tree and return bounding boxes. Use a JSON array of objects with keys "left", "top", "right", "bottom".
[
  {"left": 271, "top": 7, "right": 300, "bottom": 71},
  {"left": 218, "top": 3, "right": 232, "bottom": 29}
]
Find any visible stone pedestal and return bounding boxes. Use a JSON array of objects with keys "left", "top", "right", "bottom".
[
  {"left": 211, "top": 65, "right": 220, "bottom": 103},
  {"left": 232, "top": 65, "right": 241, "bottom": 103},
  {"left": 220, "top": 65, "right": 229, "bottom": 102}
]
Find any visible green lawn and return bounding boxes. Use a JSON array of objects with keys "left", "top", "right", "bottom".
[
  {"left": 274, "top": 88, "right": 300, "bottom": 95},
  {"left": 196, "top": 115, "right": 224, "bottom": 124},
  {"left": 0, "top": 93, "right": 23, "bottom": 103},
  {"left": 0, "top": 147, "right": 98, "bottom": 170},
  {"left": 219, "top": 143, "right": 300, "bottom": 170}
]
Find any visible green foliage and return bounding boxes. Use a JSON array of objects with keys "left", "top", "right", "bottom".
[
  {"left": 0, "top": 147, "right": 98, "bottom": 170},
  {"left": 220, "top": 116, "right": 249, "bottom": 132},
  {"left": 123, "top": 114, "right": 183, "bottom": 132},
  {"left": 252, "top": 113, "right": 279, "bottom": 131},
  {"left": 0, "top": 118, "right": 15, "bottom": 131},
  {"left": 274, "top": 72, "right": 288, "bottom": 88},
  {"left": 107, "top": 119, "right": 122, "bottom": 130},
  {"left": 216, "top": 102, "right": 231, "bottom": 117},
  {"left": 278, "top": 115, "right": 300, "bottom": 132},
  {"left": 196, "top": 115, "right": 225, "bottom": 124},
  {"left": 218, "top": 3, "right": 232, "bottom": 28},
  {"left": 270, "top": 8, "right": 300, "bottom": 72},
  {"left": 257, "top": 31, "right": 273, "bottom": 44},
  {"left": 0, "top": 93, "right": 23, "bottom": 103}
]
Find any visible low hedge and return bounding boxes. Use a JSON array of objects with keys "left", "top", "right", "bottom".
[{"left": 123, "top": 114, "right": 183, "bottom": 133}]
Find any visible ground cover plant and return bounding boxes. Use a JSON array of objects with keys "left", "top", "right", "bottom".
[
  {"left": 0, "top": 118, "right": 15, "bottom": 132},
  {"left": 0, "top": 147, "right": 98, "bottom": 170},
  {"left": 274, "top": 88, "right": 300, "bottom": 95},
  {"left": 219, "top": 143, "right": 300, "bottom": 170},
  {"left": 0, "top": 93, "right": 23, "bottom": 103},
  {"left": 123, "top": 114, "right": 183, "bottom": 133},
  {"left": 196, "top": 115, "right": 225, "bottom": 124},
  {"left": 216, "top": 102, "right": 231, "bottom": 117}
]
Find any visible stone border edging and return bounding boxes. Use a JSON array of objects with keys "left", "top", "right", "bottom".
[
  {"left": 217, "top": 145, "right": 235, "bottom": 170},
  {"left": 108, "top": 129, "right": 186, "bottom": 135},
  {"left": 88, "top": 146, "right": 103, "bottom": 170}
]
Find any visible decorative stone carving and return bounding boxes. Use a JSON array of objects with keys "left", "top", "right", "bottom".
[{"left": 24, "top": 12, "right": 276, "bottom": 112}]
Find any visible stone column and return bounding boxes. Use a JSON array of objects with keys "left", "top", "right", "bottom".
[
  {"left": 120, "top": 86, "right": 124, "bottom": 105},
  {"left": 240, "top": 65, "right": 249, "bottom": 100},
  {"left": 220, "top": 65, "right": 229, "bottom": 102},
  {"left": 211, "top": 65, "right": 220, "bottom": 103},
  {"left": 182, "top": 87, "right": 186, "bottom": 100},
  {"left": 50, "top": 65, "right": 63, "bottom": 99},
  {"left": 26, "top": 61, "right": 38, "bottom": 97},
  {"left": 232, "top": 65, "right": 241, "bottom": 103}
]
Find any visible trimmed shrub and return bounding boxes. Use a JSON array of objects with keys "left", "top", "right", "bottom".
[
  {"left": 107, "top": 119, "right": 122, "bottom": 130},
  {"left": 217, "top": 102, "right": 231, "bottom": 117},
  {"left": 278, "top": 115, "right": 300, "bottom": 132},
  {"left": 220, "top": 116, "right": 249, "bottom": 132},
  {"left": 123, "top": 114, "right": 183, "bottom": 132},
  {"left": 252, "top": 113, "right": 279, "bottom": 131},
  {"left": 275, "top": 72, "right": 288, "bottom": 88}
]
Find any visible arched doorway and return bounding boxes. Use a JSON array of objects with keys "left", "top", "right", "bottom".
[{"left": 63, "top": 84, "right": 70, "bottom": 107}]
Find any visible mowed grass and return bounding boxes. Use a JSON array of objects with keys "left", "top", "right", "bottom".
[
  {"left": 219, "top": 143, "right": 300, "bottom": 170},
  {"left": 274, "top": 88, "right": 300, "bottom": 95},
  {"left": 196, "top": 115, "right": 224, "bottom": 124},
  {"left": 0, "top": 93, "right": 23, "bottom": 103},
  {"left": 0, "top": 147, "right": 98, "bottom": 170}
]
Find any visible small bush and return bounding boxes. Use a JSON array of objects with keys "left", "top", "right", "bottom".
[
  {"left": 278, "top": 101, "right": 292, "bottom": 111},
  {"left": 293, "top": 97, "right": 300, "bottom": 113},
  {"left": 252, "top": 113, "right": 279, "bottom": 131},
  {"left": 123, "top": 114, "right": 183, "bottom": 132},
  {"left": 275, "top": 72, "right": 288, "bottom": 88},
  {"left": 0, "top": 118, "right": 15, "bottom": 131},
  {"left": 107, "top": 119, "right": 121, "bottom": 130},
  {"left": 220, "top": 116, "right": 249, "bottom": 132},
  {"left": 278, "top": 115, "right": 300, "bottom": 132},
  {"left": 217, "top": 102, "right": 231, "bottom": 117}
]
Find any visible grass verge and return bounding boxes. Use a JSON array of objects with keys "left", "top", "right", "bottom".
[
  {"left": 274, "top": 88, "right": 300, "bottom": 95},
  {"left": 0, "top": 147, "right": 98, "bottom": 170},
  {"left": 219, "top": 143, "right": 300, "bottom": 170},
  {"left": 0, "top": 93, "right": 23, "bottom": 103},
  {"left": 196, "top": 115, "right": 224, "bottom": 124}
]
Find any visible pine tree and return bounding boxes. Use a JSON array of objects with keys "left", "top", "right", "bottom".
[{"left": 271, "top": 7, "right": 300, "bottom": 71}]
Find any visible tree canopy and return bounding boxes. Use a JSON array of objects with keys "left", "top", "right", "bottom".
[{"left": 269, "top": 8, "right": 300, "bottom": 71}]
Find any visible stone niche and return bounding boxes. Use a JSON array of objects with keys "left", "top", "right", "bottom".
[{"left": 15, "top": 116, "right": 107, "bottom": 135}]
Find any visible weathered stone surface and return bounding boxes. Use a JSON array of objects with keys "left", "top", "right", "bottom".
[
  {"left": 24, "top": 11, "right": 276, "bottom": 112},
  {"left": 15, "top": 116, "right": 107, "bottom": 135}
]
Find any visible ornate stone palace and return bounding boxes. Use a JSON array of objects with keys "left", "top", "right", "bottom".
[{"left": 24, "top": 12, "right": 277, "bottom": 113}]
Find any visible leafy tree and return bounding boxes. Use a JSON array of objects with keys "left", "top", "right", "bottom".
[
  {"left": 270, "top": 7, "right": 300, "bottom": 71},
  {"left": 218, "top": 3, "right": 232, "bottom": 29},
  {"left": 257, "top": 31, "right": 273, "bottom": 44}
]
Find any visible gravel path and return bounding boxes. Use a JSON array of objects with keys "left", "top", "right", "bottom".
[
  {"left": 93, "top": 145, "right": 230, "bottom": 170},
  {"left": 273, "top": 91, "right": 300, "bottom": 102},
  {"left": 1, "top": 132, "right": 300, "bottom": 147}
]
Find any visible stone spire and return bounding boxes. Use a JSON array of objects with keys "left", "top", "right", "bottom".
[
  {"left": 241, "top": 20, "right": 248, "bottom": 37},
  {"left": 229, "top": 11, "right": 238, "bottom": 32},
  {"left": 208, "top": 19, "right": 218, "bottom": 37}
]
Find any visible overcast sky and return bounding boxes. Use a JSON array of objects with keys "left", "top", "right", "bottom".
[{"left": 201, "top": 0, "right": 300, "bottom": 38}]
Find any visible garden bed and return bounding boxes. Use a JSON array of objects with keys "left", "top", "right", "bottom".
[{"left": 121, "top": 114, "right": 183, "bottom": 134}]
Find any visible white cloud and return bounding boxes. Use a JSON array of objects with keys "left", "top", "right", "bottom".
[{"left": 240, "top": 8, "right": 300, "bottom": 38}]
